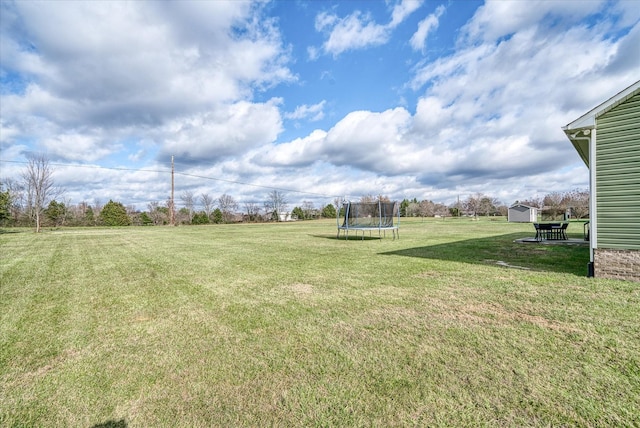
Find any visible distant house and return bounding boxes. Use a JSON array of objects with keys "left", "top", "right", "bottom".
[
  {"left": 562, "top": 80, "right": 640, "bottom": 282},
  {"left": 279, "top": 212, "right": 293, "bottom": 222},
  {"left": 262, "top": 211, "right": 293, "bottom": 222},
  {"left": 508, "top": 204, "right": 538, "bottom": 223}
]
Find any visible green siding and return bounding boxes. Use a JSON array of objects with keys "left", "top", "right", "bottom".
[{"left": 596, "top": 92, "right": 640, "bottom": 250}]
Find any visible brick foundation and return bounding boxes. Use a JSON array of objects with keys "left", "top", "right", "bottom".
[{"left": 594, "top": 248, "right": 640, "bottom": 282}]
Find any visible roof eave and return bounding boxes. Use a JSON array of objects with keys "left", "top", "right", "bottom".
[
  {"left": 561, "top": 80, "right": 640, "bottom": 168},
  {"left": 562, "top": 127, "right": 591, "bottom": 167}
]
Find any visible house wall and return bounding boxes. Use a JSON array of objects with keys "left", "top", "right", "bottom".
[
  {"left": 594, "top": 92, "right": 640, "bottom": 280},
  {"left": 594, "top": 248, "right": 640, "bottom": 282}
]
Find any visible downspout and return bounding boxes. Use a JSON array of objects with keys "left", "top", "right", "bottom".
[
  {"left": 589, "top": 128, "right": 596, "bottom": 275},
  {"left": 570, "top": 129, "right": 596, "bottom": 275}
]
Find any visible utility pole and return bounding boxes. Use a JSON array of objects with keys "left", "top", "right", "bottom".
[{"left": 170, "top": 155, "right": 175, "bottom": 226}]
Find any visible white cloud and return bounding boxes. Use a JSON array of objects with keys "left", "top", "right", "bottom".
[
  {"left": 315, "top": 0, "right": 423, "bottom": 57},
  {"left": 390, "top": 0, "right": 424, "bottom": 28},
  {"left": 460, "top": 0, "right": 605, "bottom": 44},
  {"left": 316, "top": 11, "right": 389, "bottom": 56},
  {"left": 410, "top": 5, "right": 445, "bottom": 52},
  {"left": 161, "top": 99, "right": 283, "bottom": 161},
  {"left": 253, "top": 129, "right": 328, "bottom": 167},
  {"left": 402, "top": 2, "right": 639, "bottom": 196},
  {"left": 0, "top": 0, "right": 293, "bottom": 162},
  {"left": 2, "top": 1, "right": 636, "bottom": 211},
  {"left": 611, "top": 0, "right": 640, "bottom": 26},
  {"left": 410, "top": 17, "right": 637, "bottom": 131},
  {"left": 285, "top": 101, "right": 326, "bottom": 121},
  {"left": 253, "top": 2, "right": 638, "bottom": 206},
  {"left": 256, "top": 107, "right": 416, "bottom": 174},
  {"left": 41, "top": 133, "right": 120, "bottom": 162}
]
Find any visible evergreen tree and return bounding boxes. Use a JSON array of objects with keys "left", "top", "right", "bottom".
[
  {"left": 140, "top": 212, "right": 153, "bottom": 225},
  {"left": 0, "top": 188, "right": 10, "bottom": 225},
  {"left": 292, "top": 206, "right": 304, "bottom": 220},
  {"left": 45, "top": 200, "right": 66, "bottom": 226},
  {"left": 321, "top": 203, "right": 336, "bottom": 218},
  {"left": 211, "top": 208, "right": 223, "bottom": 224},
  {"left": 192, "top": 211, "right": 210, "bottom": 224},
  {"left": 85, "top": 206, "right": 95, "bottom": 225},
  {"left": 400, "top": 199, "right": 410, "bottom": 217},
  {"left": 99, "top": 200, "right": 131, "bottom": 226}
]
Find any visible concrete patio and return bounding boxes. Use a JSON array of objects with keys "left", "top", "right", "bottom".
[{"left": 515, "top": 237, "right": 588, "bottom": 246}]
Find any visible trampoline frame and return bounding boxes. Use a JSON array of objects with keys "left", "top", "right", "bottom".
[{"left": 336, "top": 200, "right": 400, "bottom": 240}]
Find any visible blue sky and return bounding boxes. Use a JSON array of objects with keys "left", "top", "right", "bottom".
[{"left": 1, "top": 0, "right": 639, "bottom": 211}]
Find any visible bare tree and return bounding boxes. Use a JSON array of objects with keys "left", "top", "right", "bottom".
[
  {"left": 201, "top": 193, "right": 214, "bottom": 217},
  {"left": 263, "top": 201, "right": 271, "bottom": 220},
  {"left": 218, "top": 193, "right": 238, "bottom": 223},
  {"left": 406, "top": 202, "right": 420, "bottom": 217},
  {"left": 359, "top": 194, "right": 376, "bottom": 204},
  {"left": 418, "top": 200, "right": 435, "bottom": 219},
  {"left": 244, "top": 201, "right": 260, "bottom": 222},
  {"left": 543, "top": 191, "right": 565, "bottom": 220},
  {"left": 463, "top": 193, "right": 483, "bottom": 218},
  {"left": 564, "top": 189, "right": 589, "bottom": 219},
  {"left": 302, "top": 200, "right": 315, "bottom": 219},
  {"left": 543, "top": 191, "right": 563, "bottom": 207},
  {"left": 434, "top": 203, "right": 449, "bottom": 218},
  {"left": 266, "top": 190, "right": 287, "bottom": 221},
  {"left": 73, "top": 201, "right": 89, "bottom": 226},
  {"left": 21, "top": 154, "right": 61, "bottom": 232},
  {"left": 147, "top": 201, "right": 167, "bottom": 225},
  {"left": 93, "top": 198, "right": 103, "bottom": 218},
  {"left": 479, "top": 196, "right": 500, "bottom": 216},
  {"left": 180, "top": 190, "right": 195, "bottom": 223}
]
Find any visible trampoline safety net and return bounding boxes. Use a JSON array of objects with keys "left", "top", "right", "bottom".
[{"left": 337, "top": 201, "right": 400, "bottom": 239}]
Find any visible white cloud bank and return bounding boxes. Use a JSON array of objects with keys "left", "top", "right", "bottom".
[
  {"left": 1, "top": 0, "right": 293, "bottom": 162},
  {"left": 1, "top": 0, "right": 639, "bottom": 210},
  {"left": 255, "top": 0, "right": 639, "bottom": 205}
]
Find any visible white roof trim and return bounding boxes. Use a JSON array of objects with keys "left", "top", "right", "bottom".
[
  {"left": 509, "top": 203, "right": 536, "bottom": 209},
  {"left": 562, "top": 80, "right": 640, "bottom": 166},
  {"left": 562, "top": 80, "right": 640, "bottom": 131}
]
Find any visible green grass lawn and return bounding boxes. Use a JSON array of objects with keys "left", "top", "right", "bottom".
[{"left": 1, "top": 219, "right": 639, "bottom": 427}]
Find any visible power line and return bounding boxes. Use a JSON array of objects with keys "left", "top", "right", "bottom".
[
  {"left": 175, "top": 171, "right": 334, "bottom": 197},
  {"left": 0, "top": 158, "right": 338, "bottom": 199},
  {"left": 1, "top": 159, "right": 169, "bottom": 174}
]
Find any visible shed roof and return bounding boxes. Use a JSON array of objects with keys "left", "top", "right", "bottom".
[
  {"left": 509, "top": 203, "right": 536, "bottom": 209},
  {"left": 562, "top": 80, "right": 640, "bottom": 166}
]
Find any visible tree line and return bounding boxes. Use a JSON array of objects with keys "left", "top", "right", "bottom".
[
  {"left": 0, "top": 155, "right": 589, "bottom": 230},
  {"left": 0, "top": 155, "right": 341, "bottom": 229},
  {"left": 399, "top": 189, "right": 589, "bottom": 220}
]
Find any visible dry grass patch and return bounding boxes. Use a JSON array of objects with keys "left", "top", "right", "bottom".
[{"left": 286, "top": 282, "right": 314, "bottom": 296}]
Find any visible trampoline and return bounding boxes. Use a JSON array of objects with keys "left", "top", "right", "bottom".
[{"left": 337, "top": 200, "right": 400, "bottom": 240}]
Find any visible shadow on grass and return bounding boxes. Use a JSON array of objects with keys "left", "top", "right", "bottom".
[
  {"left": 310, "top": 234, "right": 389, "bottom": 241},
  {"left": 0, "top": 228, "right": 24, "bottom": 234},
  {"left": 380, "top": 232, "right": 590, "bottom": 276},
  {"left": 91, "top": 420, "right": 127, "bottom": 428}
]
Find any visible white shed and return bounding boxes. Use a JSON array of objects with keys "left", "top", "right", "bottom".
[
  {"left": 278, "top": 212, "right": 293, "bottom": 222},
  {"left": 508, "top": 204, "right": 538, "bottom": 223}
]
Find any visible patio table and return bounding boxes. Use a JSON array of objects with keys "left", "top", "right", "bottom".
[{"left": 534, "top": 222, "right": 568, "bottom": 241}]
